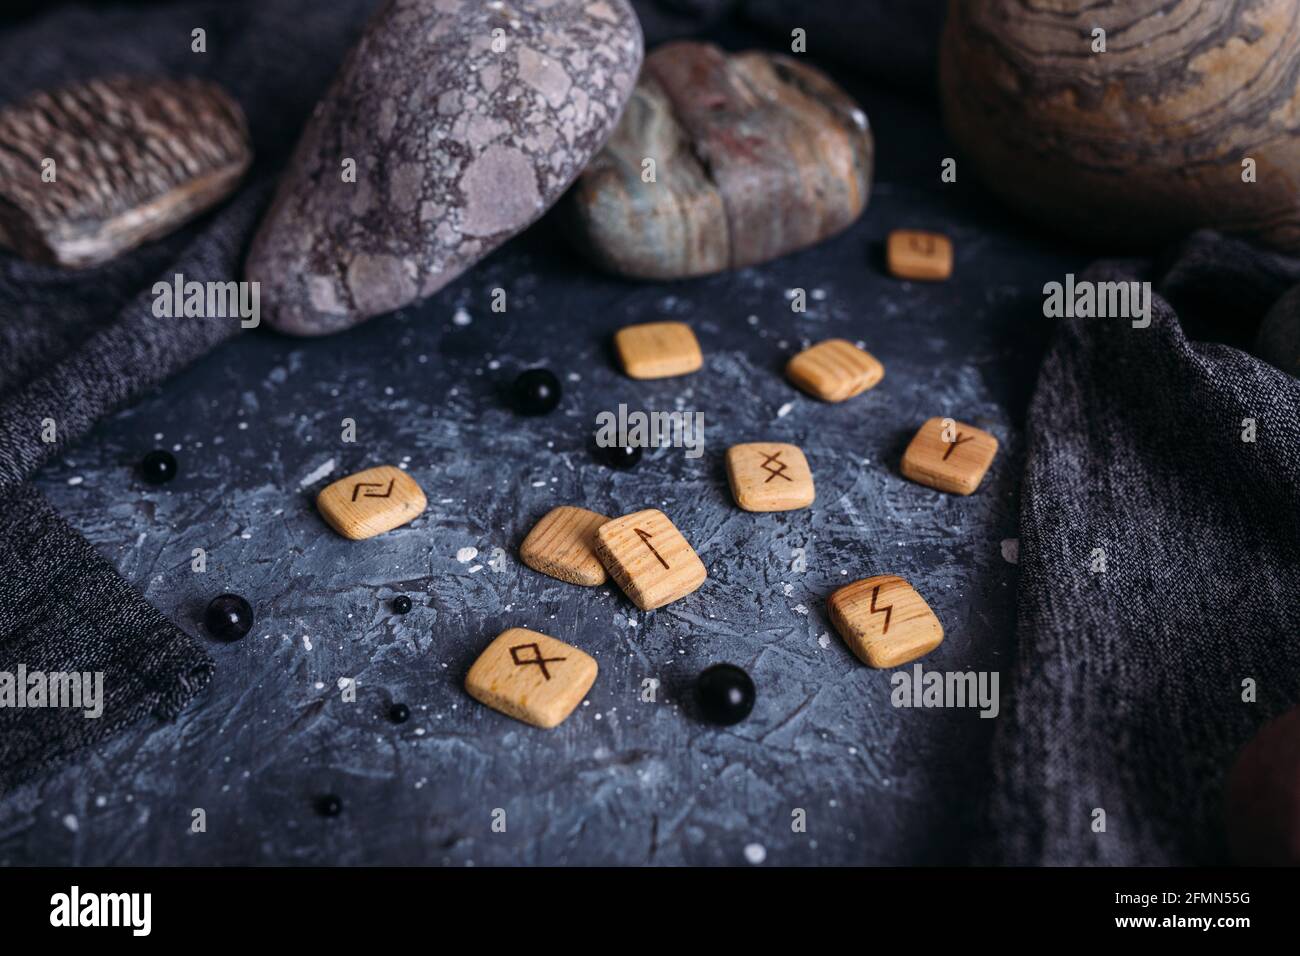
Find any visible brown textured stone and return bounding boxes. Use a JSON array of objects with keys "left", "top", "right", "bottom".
[
  {"left": 1226, "top": 704, "right": 1300, "bottom": 865},
  {"left": 561, "top": 41, "right": 873, "bottom": 279},
  {"left": 940, "top": 0, "right": 1300, "bottom": 253},
  {"left": 0, "top": 76, "right": 251, "bottom": 268},
  {"left": 246, "top": 0, "right": 643, "bottom": 336}
]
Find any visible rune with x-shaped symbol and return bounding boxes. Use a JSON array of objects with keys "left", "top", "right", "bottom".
[{"left": 510, "top": 642, "right": 567, "bottom": 680}]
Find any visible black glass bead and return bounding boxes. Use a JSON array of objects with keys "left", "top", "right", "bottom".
[
  {"left": 598, "top": 442, "right": 643, "bottom": 470},
  {"left": 315, "top": 794, "right": 342, "bottom": 817},
  {"left": 389, "top": 703, "right": 411, "bottom": 724},
  {"left": 203, "top": 593, "right": 254, "bottom": 641},
  {"left": 392, "top": 595, "right": 412, "bottom": 615},
  {"left": 695, "top": 663, "right": 756, "bottom": 725},
  {"left": 140, "top": 449, "right": 178, "bottom": 484},
  {"left": 511, "top": 368, "right": 562, "bottom": 415}
]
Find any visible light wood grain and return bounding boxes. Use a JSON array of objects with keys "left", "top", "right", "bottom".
[
  {"left": 829, "top": 574, "right": 944, "bottom": 668},
  {"left": 594, "top": 508, "right": 706, "bottom": 610},
  {"left": 316, "top": 465, "right": 426, "bottom": 540},
  {"left": 520, "top": 506, "right": 610, "bottom": 586},
  {"left": 900, "top": 417, "right": 998, "bottom": 495},
  {"left": 614, "top": 321, "right": 703, "bottom": 379},
  {"left": 725, "top": 442, "right": 815, "bottom": 512},
  {"left": 785, "top": 338, "right": 884, "bottom": 402},
  {"left": 887, "top": 229, "right": 952, "bottom": 281},
  {"left": 465, "top": 627, "right": 597, "bottom": 729}
]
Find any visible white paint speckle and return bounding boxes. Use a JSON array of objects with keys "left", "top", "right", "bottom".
[
  {"left": 62, "top": 814, "right": 79, "bottom": 832},
  {"left": 777, "top": 402, "right": 794, "bottom": 418},
  {"left": 1001, "top": 538, "right": 1020, "bottom": 564},
  {"left": 744, "top": 843, "right": 766, "bottom": 864},
  {"left": 67, "top": 476, "right": 83, "bottom": 486},
  {"left": 453, "top": 306, "right": 472, "bottom": 326},
  {"left": 298, "top": 458, "right": 336, "bottom": 488},
  {"left": 818, "top": 633, "right": 831, "bottom": 650},
  {"left": 302, "top": 634, "right": 313, "bottom": 651},
  {"left": 456, "top": 546, "right": 479, "bottom": 563}
]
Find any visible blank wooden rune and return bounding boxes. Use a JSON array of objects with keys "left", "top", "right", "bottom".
[
  {"left": 613, "top": 321, "right": 703, "bottom": 379},
  {"left": 465, "top": 627, "right": 597, "bottom": 729},
  {"left": 316, "top": 465, "right": 426, "bottom": 540},
  {"left": 886, "top": 229, "right": 952, "bottom": 281},
  {"left": 900, "top": 417, "right": 999, "bottom": 495},
  {"left": 520, "top": 506, "right": 610, "bottom": 586},
  {"left": 785, "top": 338, "right": 884, "bottom": 402},
  {"left": 725, "top": 442, "right": 815, "bottom": 512},
  {"left": 0, "top": 75, "right": 252, "bottom": 268},
  {"left": 594, "top": 508, "right": 707, "bottom": 611},
  {"left": 829, "top": 575, "right": 944, "bottom": 668}
]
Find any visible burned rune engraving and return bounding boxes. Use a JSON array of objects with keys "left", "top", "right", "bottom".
[
  {"left": 869, "top": 585, "right": 893, "bottom": 634},
  {"left": 759, "top": 450, "right": 793, "bottom": 482},
  {"left": 941, "top": 431, "right": 973, "bottom": 460},
  {"left": 351, "top": 478, "right": 395, "bottom": 501},
  {"left": 908, "top": 233, "right": 936, "bottom": 255},
  {"left": 510, "top": 642, "right": 566, "bottom": 680},
  {"left": 634, "top": 528, "right": 670, "bottom": 569}
]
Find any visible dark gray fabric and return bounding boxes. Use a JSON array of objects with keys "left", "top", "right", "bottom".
[
  {"left": 630, "top": 0, "right": 947, "bottom": 91},
  {"left": 993, "top": 231, "right": 1300, "bottom": 864},
  {"left": 0, "top": 0, "right": 379, "bottom": 787}
]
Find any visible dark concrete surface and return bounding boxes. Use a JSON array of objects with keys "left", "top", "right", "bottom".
[{"left": 0, "top": 63, "right": 1087, "bottom": 865}]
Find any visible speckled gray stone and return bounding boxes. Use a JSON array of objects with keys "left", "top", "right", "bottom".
[{"left": 247, "top": 0, "right": 644, "bottom": 336}]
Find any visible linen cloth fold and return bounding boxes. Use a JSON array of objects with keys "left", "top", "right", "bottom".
[{"left": 992, "top": 232, "right": 1300, "bottom": 865}]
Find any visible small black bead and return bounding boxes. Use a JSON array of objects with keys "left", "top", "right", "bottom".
[
  {"left": 598, "top": 442, "right": 643, "bottom": 470},
  {"left": 389, "top": 703, "right": 411, "bottom": 724},
  {"left": 315, "top": 794, "right": 342, "bottom": 817},
  {"left": 511, "top": 368, "right": 562, "bottom": 415},
  {"left": 140, "top": 449, "right": 178, "bottom": 485},
  {"left": 392, "top": 594, "right": 412, "bottom": 615},
  {"left": 695, "top": 663, "right": 756, "bottom": 726},
  {"left": 203, "top": 593, "right": 254, "bottom": 641}
]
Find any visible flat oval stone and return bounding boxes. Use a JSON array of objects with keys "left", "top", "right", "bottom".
[
  {"left": 247, "top": 0, "right": 643, "bottom": 336},
  {"left": 561, "top": 41, "right": 873, "bottom": 279},
  {"left": 0, "top": 76, "right": 251, "bottom": 268},
  {"left": 1226, "top": 705, "right": 1300, "bottom": 865}
]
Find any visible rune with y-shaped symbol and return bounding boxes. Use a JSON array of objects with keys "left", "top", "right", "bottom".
[{"left": 510, "top": 642, "right": 567, "bottom": 680}]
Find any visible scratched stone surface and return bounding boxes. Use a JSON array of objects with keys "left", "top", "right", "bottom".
[{"left": 0, "top": 62, "right": 1086, "bottom": 866}]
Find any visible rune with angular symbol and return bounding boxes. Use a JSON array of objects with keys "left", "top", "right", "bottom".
[
  {"left": 316, "top": 465, "right": 427, "bottom": 540},
  {"left": 466, "top": 628, "right": 598, "bottom": 729},
  {"left": 594, "top": 508, "right": 708, "bottom": 611},
  {"left": 725, "top": 442, "right": 815, "bottom": 512},
  {"left": 829, "top": 575, "right": 943, "bottom": 668},
  {"left": 509, "top": 642, "right": 567, "bottom": 681}
]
